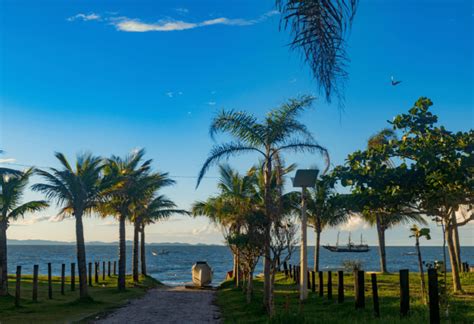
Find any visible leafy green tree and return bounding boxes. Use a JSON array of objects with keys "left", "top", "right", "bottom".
[
  {"left": 391, "top": 97, "right": 473, "bottom": 292},
  {"left": 410, "top": 225, "right": 431, "bottom": 303},
  {"left": 33, "top": 153, "right": 107, "bottom": 299},
  {"left": 101, "top": 149, "right": 157, "bottom": 289},
  {"left": 0, "top": 169, "right": 48, "bottom": 296},
  {"left": 196, "top": 97, "right": 328, "bottom": 314}
]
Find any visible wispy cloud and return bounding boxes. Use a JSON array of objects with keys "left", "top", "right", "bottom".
[
  {"left": 11, "top": 215, "right": 57, "bottom": 226},
  {"left": 165, "top": 91, "right": 183, "bottom": 98},
  {"left": 0, "top": 158, "right": 16, "bottom": 163},
  {"left": 67, "top": 13, "right": 101, "bottom": 22},
  {"left": 207, "top": 101, "right": 216, "bottom": 106},
  {"left": 175, "top": 8, "right": 189, "bottom": 15},
  {"left": 338, "top": 214, "right": 370, "bottom": 231},
  {"left": 68, "top": 10, "right": 279, "bottom": 33}
]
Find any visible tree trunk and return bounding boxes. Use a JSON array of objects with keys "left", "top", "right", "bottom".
[
  {"left": 118, "top": 214, "right": 127, "bottom": 291},
  {"left": 445, "top": 225, "right": 462, "bottom": 292},
  {"left": 246, "top": 271, "right": 253, "bottom": 304},
  {"left": 375, "top": 215, "right": 388, "bottom": 273},
  {"left": 234, "top": 250, "right": 240, "bottom": 287},
  {"left": 140, "top": 224, "right": 147, "bottom": 276},
  {"left": 314, "top": 223, "right": 321, "bottom": 272},
  {"left": 451, "top": 216, "right": 462, "bottom": 268},
  {"left": 263, "top": 158, "right": 273, "bottom": 315},
  {"left": 75, "top": 212, "right": 89, "bottom": 299},
  {"left": 132, "top": 219, "right": 139, "bottom": 282},
  {"left": 0, "top": 221, "right": 8, "bottom": 296},
  {"left": 415, "top": 237, "right": 426, "bottom": 304}
]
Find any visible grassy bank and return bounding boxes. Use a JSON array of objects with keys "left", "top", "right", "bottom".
[
  {"left": 0, "top": 273, "right": 161, "bottom": 323},
  {"left": 217, "top": 272, "right": 474, "bottom": 323}
]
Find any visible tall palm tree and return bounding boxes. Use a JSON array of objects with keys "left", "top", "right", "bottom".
[
  {"left": 129, "top": 172, "right": 176, "bottom": 282},
  {"left": 101, "top": 149, "right": 158, "bottom": 290},
  {"left": 277, "top": 0, "right": 358, "bottom": 103},
  {"left": 306, "top": 175, "right": 348, "bottom": 272},
  {"left": 33, "top": 153, "right": 107, "bottom": 299},
  {"left": 136, "top": 194, "right": 188, "bottom": 276},
  {"left": 197, "top": 96, "right": 328, "bottom": 314},
  {"left": 410, "top": 225, "right": 431, "bottom": 304},
  {"left": 0, "top": 169, "right": 48, "bottom": 296}
]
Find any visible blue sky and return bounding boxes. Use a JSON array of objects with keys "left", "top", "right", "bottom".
[{"left": 1, "top": 0, "right": 472, "bottom": 245}]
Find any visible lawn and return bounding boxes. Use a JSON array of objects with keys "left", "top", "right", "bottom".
[
  {"left": 217, "top": 271, "right": 474, "bottom": 323},
  {"left": 0, "top": 273, "right": 161, "bottom": 323}
]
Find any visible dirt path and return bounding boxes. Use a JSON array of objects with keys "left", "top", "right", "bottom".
[{"left": 94, "top": 286, "right": 222, "bottom": 324}]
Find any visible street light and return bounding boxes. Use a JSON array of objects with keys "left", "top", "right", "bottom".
[{"left": 292, "top": 168, "right": 319, "bottom": 301}]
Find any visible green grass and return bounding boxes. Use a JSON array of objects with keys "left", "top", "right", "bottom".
[
  {"left": 0, "top": 273, "right": 161, "bottom": 323},
  {"left": 217, "top": 272, "right": 474, "bottom": 323}
]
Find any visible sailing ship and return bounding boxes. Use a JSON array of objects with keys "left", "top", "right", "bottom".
[{"left": 323, "top": 232, "right": 370, "bottom": 253}]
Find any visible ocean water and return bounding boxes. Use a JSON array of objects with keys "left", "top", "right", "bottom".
[{"left": 7, "top": 245, "right": 473, "bottom": 286}]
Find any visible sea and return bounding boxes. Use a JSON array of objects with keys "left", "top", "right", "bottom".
[{"left": 7, "top": 245, "right": 473, "bottom": 286}]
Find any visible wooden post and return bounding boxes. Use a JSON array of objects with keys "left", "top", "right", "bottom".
[
  {"left": 15, "top": 266, "right": 21, "bottom": 307},
  {"left": 307, "top": 270, "right": 311, "bottom": 290},
  {"left": 61, "top": 263, "right": 65, "bottom": 295},
  {"left": 318, "top": 271, "right": 323, "bottom": 297},
  {"left": 371, "top": 273, "right": 380, "bottom": 317},
  {"left": 296, "top": 266, "right": 300, "bottom": 285},
  {"left": 102, "top": 261, "right": 106, "bottom": 281},
  {"left": 108, "top": 261, "right": 111, "bottom": 277},
  {"left": 354, "top": 270, "right": 365, "bottom": 309},
  {"left": 400, "top": 269, "right": 410, "bottom": 317},
  {"left": 327, "top": 271, "right": 333, "bottom": 300},
  {"left": 289, "top": 264, "right": 292, "bottom": 279},
  {"left": 32, "top": 265, "right": 39, "bottom": 302},
  {"left": 283, "top": 262, "right": 288, "bottom": 277},
  {"left": 88, "top": 262, "right": 92, "bottom": 287},
  {"left": 48, "top": 263, "right": 52, "bottom": 299},
  {"left": 95, "top": 262, "right": 99, "bottom": 283},
  {"left": 428, "top": 269, "right": 440, "bottom": 324},
  {"left": 71, "top": 263, "right": 75, "bottom": 291},
  {"left": 113, "top": 261, "right": 116, "bottom": 276},
  {"left": 311, "top": 271, "right": 316, "bottom": 292},
  {"left": 337, "top": 270, "right": 344, "bottom": 303}
]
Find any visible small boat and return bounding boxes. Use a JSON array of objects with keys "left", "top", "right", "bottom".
[
  {"left": 151, "top": 249, "right": 169, "bottom": 256},
  {"left": 323, "top": 232, "right": 370, "bottom": 253},
  {"left": 192, "top": 261, "right": 213, "bottom": 287},
  {"left": 404, "top": 251, "right": 417, "bottom": 256}
]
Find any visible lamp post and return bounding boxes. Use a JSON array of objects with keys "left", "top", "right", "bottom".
[{"left": 292, "top": 169, "right": 319, "bottom": 300}]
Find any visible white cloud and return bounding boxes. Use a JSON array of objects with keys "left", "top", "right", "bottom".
[
  {"left": 339, "top": 214, "right": 370, "bottom": 231},
  {"left": 71, "top": 10, "right": 280, "bottom": 33},
  {"left": 11, "top": 215, "right": 59, "bottom": 226},
  {"left": 0, "top": 158, "right": 16, "bottom": 163},
  {"left": 175, "top": 8, "right": 189, "bottom": 15},
  {"left": 166, "top": 92, "right": 174, "bottom": 98},
  {"left": 67, "top": 13, "right": 101, "bottom": 22},
  {"left": 207, "top": 101, "right": 216, "bottom": 106}
]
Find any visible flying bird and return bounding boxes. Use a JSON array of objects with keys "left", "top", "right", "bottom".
[{"left": 391, "top": 76, "right": 402, "bottom": 86}]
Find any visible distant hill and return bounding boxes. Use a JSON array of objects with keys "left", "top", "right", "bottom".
[{"left": 7, "top": 239, "right": 209, "bottom": 246}]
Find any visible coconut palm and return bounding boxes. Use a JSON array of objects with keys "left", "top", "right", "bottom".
[
  {"left": 33, "top": 153, "right": 107, "bottom": 299},
  {"left": 197, "top": 96, "right": 328, "bottom": 314},
  {"left": 128, "top": 172, "right": 176, "bottom": 282},
  {"left": 410, "top": 225, "right": 431, "bottom": 303},
  {"left": 306, "top": 175, "right": 348, "bottom": 272},
  {"left": 101, "top": 149, "right": 156, "bottom": 290},
  {"left": 277, "top": 0, "right": 358, "bottom": 103},
  {"left": 136, "top": 194, "right": 188, "bottom": 276},
  {"left": 0, "top": 169, "right": 48, "bottom": 296}
]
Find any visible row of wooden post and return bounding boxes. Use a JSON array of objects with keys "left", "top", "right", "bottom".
[
  {"left": 14, "top": 261, "right": 117, "bottom": 307},
  {"left": 285, "top": 262, "right": 441, "bottom": 324}
]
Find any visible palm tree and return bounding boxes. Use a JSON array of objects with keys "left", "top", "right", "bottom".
[
  {"left": 0, "top": 169, "right": 48, "bottom": 296},
  {"left": 136, "top": 194, "right": 188, "bottom": 276},
  {"left": 277, "top": 0, "right": 358, "bottom": 103},
  {"left": 197, "top": 96, "right": 328, "bottom": 314},
  {"left": 33, "top": 153, "right": 107, "bottom": 299},
  {"left": 101, "top": 149, "right": 164, "bottom": 289},
  {"left": 306, "top": 175, "right": 348, "bottom": 272},
  {"left": 194, "top": 164, "right": 257, "bottom": 287},
  {"left": 410, "top": 225, "right": 431, "bottom": 304}
]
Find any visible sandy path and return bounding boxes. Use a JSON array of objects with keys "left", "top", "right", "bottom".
[{"left": 94, "top": 286, "right": 222, "bottom": 324}]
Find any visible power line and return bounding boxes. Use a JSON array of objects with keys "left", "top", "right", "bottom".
[{"left": 0, "top": 162, "right": 219, "bottom": 179}]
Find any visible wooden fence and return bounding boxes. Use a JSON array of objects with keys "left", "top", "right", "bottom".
[{"left": 285, "top": 261, "right": 448, "bottom": 324}]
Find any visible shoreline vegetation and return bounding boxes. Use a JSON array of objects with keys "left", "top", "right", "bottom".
[
  {"left": 0, "top": 274, "right": 160, "bottom": 323},
  {"left": 217, "top": 272, "right": 474, "bottom": 323}
]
